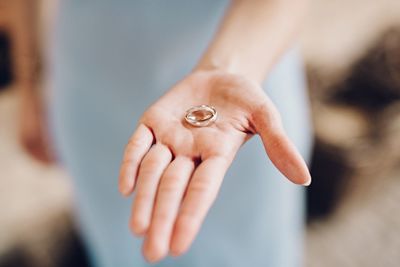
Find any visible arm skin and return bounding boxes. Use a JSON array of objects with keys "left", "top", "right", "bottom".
[
  {"left": 196, "top": 0, "right": 307, "bottom": 82},
  {"left": 119, "top": 0, "right": 311, "bottom": 263}
]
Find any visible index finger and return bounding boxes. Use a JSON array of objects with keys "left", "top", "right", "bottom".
[{"left": 118, "top": 123, "right": 154, "bottom": 196}]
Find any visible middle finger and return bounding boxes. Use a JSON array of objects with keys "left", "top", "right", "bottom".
[{"left": 143, "top": 156, "right": 195, "bottom": 262}]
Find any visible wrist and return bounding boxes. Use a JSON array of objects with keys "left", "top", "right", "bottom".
[
  {"left": 194, "top": 52, "right": 237, "bottom": 72},
  {"left": 193, "top": 54, "right": 264, "bottom": 85}
]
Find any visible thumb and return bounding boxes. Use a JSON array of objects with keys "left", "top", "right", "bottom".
[{"left": 250, "top": 97, "right": 311, "bottom": 186}]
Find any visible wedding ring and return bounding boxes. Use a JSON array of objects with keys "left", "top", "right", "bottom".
[{"left": 184, "top": 105, "right": 217, "bottom": 127}]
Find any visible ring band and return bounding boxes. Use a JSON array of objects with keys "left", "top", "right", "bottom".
[{"left": 184, "top": 105, "right": 217, "bottom": 127}]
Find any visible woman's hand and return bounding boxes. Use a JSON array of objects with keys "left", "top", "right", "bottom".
[
  {"left": 19, "top": 91, "right": 55, "bottom": 164},
  {"left": 118, "top": 70, "right": 311, "bottom": 263}
]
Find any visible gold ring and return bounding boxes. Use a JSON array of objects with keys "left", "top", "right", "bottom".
[{"left": 184, "top": 105, "right": 217, "bottom": 127}]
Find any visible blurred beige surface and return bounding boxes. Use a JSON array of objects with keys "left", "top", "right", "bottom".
[
  {"left": 302, "top": 0, "right": 400, "bottom": 74},
  {"left": 307, "top": 166, "right": 400, "bottom": 266},
  {"left": 302, "top": 1, "right": 400, "bottom": 265},
  {"left": 0, "top": 88, "right": 72, "bottom": 266},
  {"left": 1, "top": 0, "right": 400, "bottom": 266}
]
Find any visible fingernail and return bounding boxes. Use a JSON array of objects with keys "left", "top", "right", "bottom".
[{"left": 302, "top": 178, "right": 312, "bottom": 186}]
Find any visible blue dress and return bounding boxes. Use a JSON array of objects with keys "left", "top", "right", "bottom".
[{"left": 47, "top": 1, "right": 313, "bottom": 266}]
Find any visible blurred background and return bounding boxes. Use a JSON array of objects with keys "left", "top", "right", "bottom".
[{"left": 1, "top": 0, "right": 400, "bottom": 266}]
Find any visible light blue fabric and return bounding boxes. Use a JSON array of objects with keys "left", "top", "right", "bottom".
[{"left": 47, "top": 1, "right": 313, "bottom": 266}]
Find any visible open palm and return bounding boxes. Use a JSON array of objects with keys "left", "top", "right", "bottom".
[{"left": 118, "top": 70, "right": 311, "bottom": 263}]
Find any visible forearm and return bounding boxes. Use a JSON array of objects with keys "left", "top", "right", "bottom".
[{"left": 195, "top": 0, "right": 307, "bottom": 83}]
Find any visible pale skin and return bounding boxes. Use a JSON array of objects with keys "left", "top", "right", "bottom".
[{"left": 21, "top": 0, "right": 310, "bottom": 264}]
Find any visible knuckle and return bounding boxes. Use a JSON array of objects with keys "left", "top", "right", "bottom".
[
  {"left": 124, "top": 146, "right": 140, "bottom": 158},
  {"left": 154, "top": 210, "right": 171, "bottom": 222},
  {"left": 188, "top": 179, "right": 211, "bottom": 195},
  {"left": 139, "top": 159, "right": 162, "bottom": 174},
  {"left": 159, "top": 182, "right": 179, "bottom": 196},
  {"left": 120, "top": 160, "right": 134, "bottom": 170},
  {"left": 140, "top": 161, "right": 158, "bottom": 173},
  {"left": 159, "top": 174, "right": 184, "bottom": 193},
  {"left": 127, "top": 138, "right": 142, "bottom": 150},
  {"left": 135, "top": 191, "right": 152, "bottom": 203}
]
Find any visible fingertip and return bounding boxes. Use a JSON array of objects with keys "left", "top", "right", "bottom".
[
  {"left": 142, "top": 237, "right": 168, "bottom": 263},
  {"left": 288, "top": 167, "right": 312, "bottom": 186},
  {"left": 118, "top": 166, "right": 136, "bottom": 196},
  {"left": 118, "top": 182, "right": 131, "bottom": 197},
  {"left": 129, "top": 216, "right": 149, "bottom": 237},
  {"left": 169, "top": 249, "right": 183, "bottom": 258},
  {"left": 299, "top": 165, "right": 312, "bottom": 186},
  {"left": 302, "top": 176, "right": 312, "bottom": 186},
  {"left": 169, "top": 232, "right": 184, "bottom": 257},
  {"left": 169, "top": 242, "right": 186, "bottom": 258},
  {"left": 118, "top": 176, "right": 133, "bottom": 197},
  {"left": 169, "top": 236, "right": 189, "bottom": 258},
  {"left": 169, "top": 237, "right": 191, "bottom": 258},
  {"left": 169, "top": 220, "right": 192, "bottom": 258},
  {"left": 265, "top": 138, "right": 312, "bottom": 187}
]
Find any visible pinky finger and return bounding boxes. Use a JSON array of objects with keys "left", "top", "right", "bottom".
[{"left": 118, "top": 123, "right": 153, "bottom": 196}]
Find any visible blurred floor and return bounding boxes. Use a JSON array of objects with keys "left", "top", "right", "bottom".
[{"left": 306, "top": 165, "right": 400, "bottom": 266}]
